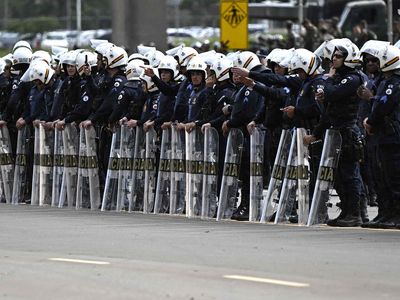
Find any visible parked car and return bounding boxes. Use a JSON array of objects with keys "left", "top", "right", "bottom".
[{"left": 40, "top": 30, "right": 78, "bottom": 50}]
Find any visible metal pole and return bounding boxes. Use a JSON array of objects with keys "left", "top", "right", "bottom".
[
  {"left": 388, "top": 0, "right": 393, "bottom": 43},
  {"left": 67, "top": 0, "right": 71, "bottom": 30},
  {"left": 298, "top": 0, "right": 304, "bottom": 36},
  {"left": 76, "top": 0, "right": 82, "bottom": 31}
]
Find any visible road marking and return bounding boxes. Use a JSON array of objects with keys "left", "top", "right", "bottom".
[
  {"left": 48, "top": 258, "right": 110, "bottom": 265},
  {"left": 224, "top": 275, "right": 310, "bottom": 288}
]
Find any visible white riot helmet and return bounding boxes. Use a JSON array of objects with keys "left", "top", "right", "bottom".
[
  {"left": 31, "top": 50, "right": 52, "bottom": 65},
  {"left": 319, "top": 38, "right": 351, "bottom": 60},
  {"left": 377, "top": 45, "right": 400, "bottom": 72},
  {"left": 61, "top": 50, "right": 79, "bottom": 66},
  {"left": 103, "top": 46, "right": 128, "bottom": 69},
  {"left": 176, "top": 47, "right": 198, "bottom": 67},
  {"left": 76, "top": 51, "right": 97, "bottom": 76},
  {"left": 290, "top": 48, "right": 320, "bottom": 75},
  {"left": 144, "top": 50, "right": 165, "bottom": 68},
  {"left": 158, "top": 55, "right": 179, "bottom": 79},
  {"left": 236, "top": 51, "right": 261, "bottom": 71},
  {"left": 268, "top": 49, "right": 292, "bottom": 68},
  {"left": 186, "top": 56, "right": 207, "bottom": 78},
  {"left": 165, "top": 44, "right": 184, "bottom": 56},
  {"left": 0, "top": 59, "right": 6, "bottom": 76},
  {"left": 211, "top": 57, "right": 233, "bottom": 82},
  {"left": 128, "top": 53, "right": 149, "bottom": 64},
  {"left": 13, "top": 40, "right": 32, "bottom": 53},
  {"left": 27, "top": 61, "right": 55, "bottom": 84},
  {"left": 334, "top": 41, "right": 361, "bottom": 69},
  {"left": 95, "top": 42, "right": 114, "bottom": 57},
  {"left": 126, "top": 60, "right": 144, "bottom": 81},
  {"left": 140, "top": 69, "right": 159, "bottom": 92},
  {"left": 360, "top": 40, "right": 390, "bottom": 58},
  {"left": 51, "top": 46, "right": 68, "bottom": 63},
  {"left": 12, "top": 47, "right": 32, "bottom": 66}
]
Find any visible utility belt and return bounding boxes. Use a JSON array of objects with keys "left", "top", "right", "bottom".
[{"left": 339, "top": 126, "right": 364, "bottom": 163}]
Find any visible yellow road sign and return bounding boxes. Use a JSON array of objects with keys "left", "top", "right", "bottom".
[{"left": 220, "top": 0, "right": 248, "bottom": 50}]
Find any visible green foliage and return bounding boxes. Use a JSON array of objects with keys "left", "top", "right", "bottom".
[{"left": 5, "top": 16, "right": 61, "bottom": 33}]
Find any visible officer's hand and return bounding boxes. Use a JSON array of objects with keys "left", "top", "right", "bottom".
[
  {"left": 32, "top": 120, "right": 43, "bottom": 128},
  {"left": 161, "top": 121, "right": 172, "bottom": 129},
  {"left": 127, "top": 119, "right": 138, "bottom": 128},
  {"left": 16, "top": 118, "right": 26, "bottom": 130},
  {"left": 56, "top": 120, "right": 66, "bottom": 130},
  {"left": 303, "top": 135, "right": 317, "bottom": 146},
  {"left": 143, "top": 120, "right": 154, "bottom": 132},
  {"left": 231, "top": 67, "right": 250, "bottom": 78},
  {"left": 222, "top": 120, "right": 230, "bottom": 137},
  {"left": 44, "top": 121, "right": 55, "bottom": 131},
  {"left": 357, "top": 85, "right": 373, "bottom": 100},
  {"left": 143, "top": 66, "right": 155, "bottom": 77},
  {"left": 247, "top": 121, "right": 256, "bottom": 135},
  {"left": 314, "top": 89, "right": 325, "bottom": 102},
  {"left": 327, "top": 66, "right": 336, "bottom": 77},
  {"left": 185, "top": 122, "right": 196, "bottom": 133},
  {"left": 82, "top": 120, "right": 92, "bottom": 129},
  {"left": 0, "top": 120, "right": 7, "bottom": 128},
  {"left": 206, "top": 74, "right": 216, "bottom": 88},
  {"left": 176, "top": 123, "right": 186, "bottom": 131},
  {"left": 239, "top": 76, "right": 255, "bottom": 88},
  {"left": 363, "top": 117, "right": 374, "bottom": 135},
  {"left": 222, "top": 104, "right": 231, "bottom": 116},
  {"left": 201, "top": 123, "right": 211, "bottom": 133},
  {"left": 119, "top": 117, "right": 128, "bottom": 126},
  {"left": 282, "top": 106, "right": 295, "bottom": 119}
]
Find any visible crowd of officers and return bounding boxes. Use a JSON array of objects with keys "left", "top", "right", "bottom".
[{"left": 0, "top": 36, "right": 400, "bottom": 229}]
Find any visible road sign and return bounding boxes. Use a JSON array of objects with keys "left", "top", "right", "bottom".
[{"left": 220, "top": 0, "right": 248, "bottom": 50}]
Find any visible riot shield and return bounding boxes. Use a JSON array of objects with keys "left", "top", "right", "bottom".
[
  {"left": 129, "top": 126, "right": 146, "bottom": 212},
  {"left": 0, "top": 126, "right": 14, "bottom": 204},
  {"left": 11, "top": 127, "right": 30, "bottom": 205},
  {"left": 154, "top": 128, "right": 171, "bottom": 214},
  {"left": 201, "top": 127, "right": 219, "bottom": 219},
  {"left": 51, "top": 128, "right": 64, "bottom": 207},
  {"left": 260, "top": 129, "right": 292, "bottom": 223},
  {"left": 101, "top": 127, "right": 121, "bottom": 211},
  {"left": 30, "top": 126, "right": 40, "bottom": 206},
  {"left": 307, "top": 129, "right": 342, "bottom": 226},
  {"left": 143, "top": 127, "right": 157, "bottom": 213},
  {"left": 296, "top": 128, "right": 310, "bottom": 225},
  {"left": 216, "top": 128, "right": 244, "bottom": 221},
  {"left": 59, "top": 124, "right": 79, "bottom": 208},
  {"left": 76, "top": 127, "right": 100, "bottom": 210},
  {"left": 249, "top": 127, "right": 265, "bottom": 222},
  {"left": 185, "top": 128, "right": 204, "bottom": 218},
  {"left": 274, "top": 130, "right": 298, "bottom": 224},
  {"left": 116, "top": 125, "right": 135, "bottom": 212},
  {"left": 169, "top": 125, "right": 186, "bottom": 215},
  {"left": 38, "top": 125, "right": 54, "bottom": 206}
]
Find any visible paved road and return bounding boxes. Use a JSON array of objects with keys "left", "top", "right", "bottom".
[{"left": 0, "top": 204, "right": 399, "bottom": 300}]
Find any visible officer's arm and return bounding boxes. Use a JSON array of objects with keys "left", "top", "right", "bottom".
[
  {"left": 249, "top": 72, "right": 301, "bottom": 91},
  {"left": 152, "top": 76, "right": 180, "bottom": 97},
  {"left": 368, "top": 87, "right": 400, "bottom": 126},
  {"left": 323, "top": 75, "right": 361, "bottom": 101},
  {"left": 65, "top": 91, "right": 92, "bottom": 124}
]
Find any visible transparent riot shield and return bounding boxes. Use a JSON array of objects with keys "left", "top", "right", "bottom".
[
  {"left": 76, "top": 127, "right": 100, "bottom": 210},
  {"left": 307, "top": 129, "right": 342, "bottom": 226},
  {"left": 0, "top": 126, "right": 14, "bottom": 204},
  {"left": 201, "top": 127, "right": 219, "bottom": 219},
  {"left": 185, "top": 128, "right": 204, "bottom": 218},
  {"left": 260, "top": 129, "right": 292, "bottom": 223},
  {"left": 296, "top": 128, "right": 310, "bottom": 225},
  {"left": 169, "top": 125, "right": 186, "bottom": 215},
  {"left": 130, "top": 126, "right": 146, "bottom": 212},
  {"left": 101, "top": 127, "right": 121, "bottom": 211},
  {"left": 39, "top": 125, "right": 54, "bottom": 206},
  {"left": 274, "top": 130, "right": 298, "bottom": 224},
  {"left": 60, "top": 124, "right": 79, "bottom": 208},
  {"left": 116, "top": 125, "right": 135, "bottom": 212},
  {"left": 249, "top": 127, "right": 265, "bottom": 222},
  {"left": 143, "top": 127, "right": 157, "bottom": 213},
  {"left": 216, "top": 128, "right": 244, "bottom": 221},
  {"left": 30, "top": 126, "right": 40, "bottom": 206},
  {"left": 11, "top": 127, "right": 30, "bottom": 205},
  {"left": 51, "top": 128, "right": 64, "bottom": 207},
  {"left": 154, "top": 128, "right": 171, "bottom": 214}
]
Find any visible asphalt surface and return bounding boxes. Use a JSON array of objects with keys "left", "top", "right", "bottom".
[{"left": 0, "top": 203, "right": 399, "bottom": 300}]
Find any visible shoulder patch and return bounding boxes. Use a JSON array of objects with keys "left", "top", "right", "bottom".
[
  {"left": 118, "top": 94, "right": 123, "bottom": 100},
  {"left": 341, "top": 79, "right": 347, "bottom": 84},
  {"left": 83, "top": 95, "right": 89, "bottom": 102},
  {"left": 386, "top": 88, "right": 392, "bottom": 95},
  {"left": 12, "top": 84, "right": 17, "bottom": 90},
  {"left": 244, "top": 90, "right": 250, "bottom": 97},
  {"left": 114, "top": 82, "right": 120, "bottom": 87}
]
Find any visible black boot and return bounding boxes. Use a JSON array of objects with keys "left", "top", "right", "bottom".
[
  {"left": 231, "top": 205, "right": 249, "bottom": 221},
  {"left": 360, "top": 196, "right": 369, "bottom": 223},
  {"left": 333, "top": 213, "right": 362, "bottom": 227}
]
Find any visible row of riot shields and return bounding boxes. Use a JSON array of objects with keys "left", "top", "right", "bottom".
[{"left": 0, "top": 123, "right": 342, "bottom": 226}]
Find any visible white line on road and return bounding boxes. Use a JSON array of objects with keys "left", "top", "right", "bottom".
[
  {"left": 223, "top": 275, "right": 310, "bottom": 288},
  {"left": 48, "top": 258, "right": 110, "bottom": 265}
]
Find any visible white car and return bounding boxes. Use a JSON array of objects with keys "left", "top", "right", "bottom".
[{"left": 40, "top": 31, "right": 78, "bottom": 50}]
